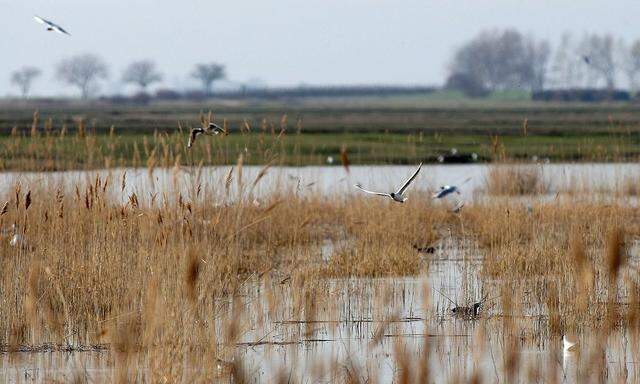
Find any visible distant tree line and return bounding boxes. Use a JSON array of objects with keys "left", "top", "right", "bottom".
[
  {"left": 10, "top": 29, "right": 640, "bottom": 102},
  {"left": 446, "top": 29, "right": 640, "bottom": 98},
  {"left": 100, "top": 85, "right": 438, "bottom": 104},
  {"left": 9, "top": 54, "right": 226, "bottom": 100}
]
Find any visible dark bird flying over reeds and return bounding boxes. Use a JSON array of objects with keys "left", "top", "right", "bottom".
[{"left": 187, "top": 112, "right": 227, "bottom": 148}]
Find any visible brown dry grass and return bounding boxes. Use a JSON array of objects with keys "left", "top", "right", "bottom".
[
  {"left": 0, "top": 172, "right": 639, "bottom": 381},
  {"left": 484, "top": 164, "right": 549, "bottom": 195},
  {"left": 2, "top": 114, "right": 640, "bottom": 381}
]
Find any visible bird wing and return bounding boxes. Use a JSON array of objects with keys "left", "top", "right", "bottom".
[
  {"left": 433, "top": 188, "right": 449, "bottom": 199},
  {"left": 52, "top": 25, "right": 71, "bottom": 35},
  {"left": 33, "top": 15, "right": 49, "bottom": 25},
  {"left": 209, "top": 122, "right": 226, "bottom": 134},
  {"left": 452, "top": 200, "right": 465, "bottom": 213},
  {"left": 396, "top": 162, "right": 422, "bottom": 195},
  {"left": 459, "top": 177, "right": 472, "bottom": 186},
  {"left": 188, "top": 128, "right": 203, "bottom": 148},
  {"left": 354, "top": 184, "right": 390, "bottom": 197}
]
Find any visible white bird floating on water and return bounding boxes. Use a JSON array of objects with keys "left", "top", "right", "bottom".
[
  {"left": 10, "top": 233, "right": 27, "bottom": 248},
  {"left": 354, "top": 163, "right": 422, "bottom": 203},
  {"left": 563, "top": 334, "right": 578, "bottom": 353},
  {"left": 7, "top": 224, "right": 30, "bottom": 250},
  {"left": 33, "top": 15, "right": 71, "bottom": 35},
  {"left": 188, "top": 122, "right": 226, "bottom": 148}
]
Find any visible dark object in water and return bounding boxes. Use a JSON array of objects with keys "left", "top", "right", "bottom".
[
  {"left": 413, "top": 244, "right": 435, "bottom": 254},
  {"left": 434, "top": 153, "right": 478, "bottom": 164},
  {"left": 435, "top": 288, "right": 494, "bottom": 319},
  {"left": 452, "top": 302, "right": 482, "bottom": 318}
]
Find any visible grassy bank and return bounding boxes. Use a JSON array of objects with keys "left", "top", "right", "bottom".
[
  {"left": 0, "top": 100, "right": 639, "bottom": 171},
  {"left": 0, "top": 118, "right": 639, "bottom": 171}
]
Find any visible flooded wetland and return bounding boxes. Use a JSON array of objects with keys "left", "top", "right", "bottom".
[
  {"left": 1, "top": 163, "right": 640, "bottom": 382},
  {"left": 6, "top": 0, "right": 640, "bottom": 381}
]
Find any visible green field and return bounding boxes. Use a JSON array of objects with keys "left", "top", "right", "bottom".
[{"left": 0, "top": 97, "right": 639, "bottom": 170}]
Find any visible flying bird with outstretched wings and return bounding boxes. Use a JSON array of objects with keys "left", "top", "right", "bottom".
[
  {"left": 354, "top": 163, "right": 422, "bottom": 203},
  {"left": 33, "top": 15, "right": 71, "bottom": 36}
]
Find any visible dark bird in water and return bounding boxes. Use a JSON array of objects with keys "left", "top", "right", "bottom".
[
  {"left": 435, "top": 289, "right": 492, "bottom": 319},
  {"left": 33, "top": 15, "right": 71, "bottom": 35},
  {"left": 451, "top": 302, "right": 483, "bottom": 318},
  {"left": 413, "top": 244, "right": 436, "bottom": 254}
]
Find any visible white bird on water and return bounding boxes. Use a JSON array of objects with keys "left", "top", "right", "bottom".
[
  {"left": 563, "top": 334, "right": 578, "bottom": 353},
  {"left": 433, "top": 177, "right": 471, "bottom": 199},
  {"left": 8, "top": 224, "right": 30, "bottom": 250},
  {"left": 33, "top": 15, "right": 71, "bottom": 35},
  {"left": 354, "top": 163, "right": 422, "bottom": 203}
]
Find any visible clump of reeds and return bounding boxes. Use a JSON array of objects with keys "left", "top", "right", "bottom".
[
  {"left": 620, "top": 175, "right": 640, "bottom": 196},
  {"left": 606, "top": 226, "right": 625, "bottom": 284},
  {"left": 484, "top": 164, "right": 549, "bottom": 195}
]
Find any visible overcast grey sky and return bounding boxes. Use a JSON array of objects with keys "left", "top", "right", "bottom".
[{"left": 2, "top": 0, "right": 640, "bottom": 96}]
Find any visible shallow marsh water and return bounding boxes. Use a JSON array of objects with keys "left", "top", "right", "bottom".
[
  {"left": 2, "top": 241, "right": 639, "bottom": 382},
  {"left": 1, "top": 163, "right": 640, "bottom": 382},
  {"left": 0, "top": 162, "right": 638, "bottom": 203}
]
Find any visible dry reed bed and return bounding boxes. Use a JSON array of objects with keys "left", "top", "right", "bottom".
[
  {"left": 0, "top": 112, "right": 300, "bottom": 172},
  {"left": 1, "top": 172, "right": 640, "bottom": 381},
  {"left": 483, "top": 164, "right": 549, "bottom": 195}
]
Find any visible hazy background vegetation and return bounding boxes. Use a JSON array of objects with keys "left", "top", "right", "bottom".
[
  {"left": 5, "top": 28, "right": 640, "bottom": 103},
  {"left": 3, "top": 0, "right": 640, "bottom": 168},
  {"left": 4, "top": 0, "right": 640, "bottom": 102}
]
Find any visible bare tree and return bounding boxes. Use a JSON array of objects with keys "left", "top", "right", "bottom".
[
  {"left": 580, "top": 34, "right": 617, "bottom": 90},
  {"left": 10, "top": 67, "right": 41, "bottom": 97},
  {"left": 549, "top": 33, "right": 573, "bottom": 89},
  {"left": 56, "top": 54, "right": 108, "bottom": 99},
  {"left": 622, "top": 40, "right": 640, "bottom": 92},
  {"left": 523, "top": 38, "right": 551, "bottom": 91},
  {"left": 122, "top": 60, "right": 162, "bottom": 92},
  {"left": 449, "top": 29, "right": 550, "bottom": 92},
  {"left": 191, "top": 63, "right": 225, "bottom": 96}
]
